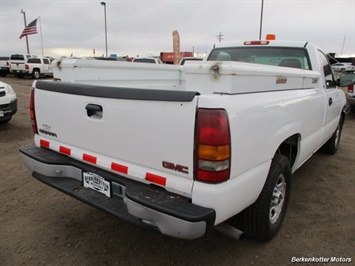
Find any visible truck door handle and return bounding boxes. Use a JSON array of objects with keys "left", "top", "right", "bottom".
[
  {"left": 328, "top": 98, "right": 333, "bottom": 106},
  {"left": 86, "top": 104, "right": 103, "bottom": 118}
]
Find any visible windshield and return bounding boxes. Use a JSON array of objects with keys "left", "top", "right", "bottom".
[
  {"left": 207, "top": 47, "right": 311, "bottom": 70},
  {"left": 134, "top": 58, "right": 156, "bottom": 63},
  {"left": 11, "top": 55, "right": 25, "bottom": 60}
]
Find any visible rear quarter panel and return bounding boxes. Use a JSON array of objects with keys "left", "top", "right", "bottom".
[{"left": 193, "top": 87, "right": 326, "bottom": 224}]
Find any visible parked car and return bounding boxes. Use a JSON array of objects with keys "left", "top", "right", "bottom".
[
  {"left": 9, "top": 54, "right": 37, "bottom": 77},
  {"left": 25, "top": 57, "right": 54, "bottom": 79},
  {"left": 331, "top": 63, "right": 355, "bottom": 73},
  {"left": 0, "top": 81, "right": 17, "bottom": 123},
  {"left": 132, "top": 57, "right": 163, "bottom": 64},
  {"left": 179, "top": 57, "right": 203, "bottom": 65},
  {"left": 0, "top": 56, "right": 10, "bottom": 77}
]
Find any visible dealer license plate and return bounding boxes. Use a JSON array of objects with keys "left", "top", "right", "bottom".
[{"left": 83, "top": 172, "right": 111, "bottom": 198}]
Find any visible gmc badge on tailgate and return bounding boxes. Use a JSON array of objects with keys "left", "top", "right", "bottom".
[{"left": 162, "top": 161, "right": 189, "bottom": 174}]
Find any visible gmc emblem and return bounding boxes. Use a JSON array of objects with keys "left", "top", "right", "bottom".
[{"left": 162, "top": 161, "right": 189, "bottom": 174}]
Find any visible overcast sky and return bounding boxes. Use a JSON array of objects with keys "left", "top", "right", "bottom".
[{"left": 0, "top": 0, "right": 354, "bottom": 58}]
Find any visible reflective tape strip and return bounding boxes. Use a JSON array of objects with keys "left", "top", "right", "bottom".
[
  {"left": 83, "top": 153, "right": 97, "bottom": 164},
  {"left": 111, "top": 162, "right": 128, "bottom": 174},
  {"left": 40, "top": 139, "right": 50, "bottom": 148},
  {"left": 59, "top": 146, "right": 71, "bottom": 156},
  {"left": 145, "top": 172, "right": 166, "bottom": 186}
]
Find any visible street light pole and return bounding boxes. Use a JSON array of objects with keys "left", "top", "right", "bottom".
[
  {"left": 21, "top": 9, "right": 30, "bottom": 54},
  {"left": 100, "top": 2, "right": 108, "bottom": 57},
  {"left": 259, "top": 0, "right": 264, "bottom": 40}
]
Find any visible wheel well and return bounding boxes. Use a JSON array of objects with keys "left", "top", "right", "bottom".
[{"left": 276, "top": 134, "right": 300, "bottom": 169}]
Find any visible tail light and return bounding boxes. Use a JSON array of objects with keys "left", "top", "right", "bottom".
[
  {"left": 30, "top": 88, "right": 38, "bottom": 134},
  {"left": 195, "top": 109, "right": 231, "bottom": 183},
  {"left": 25, "top": 64, "right": 29, "bottom": 70},
  {"left": 348, "top": 84, "right": 354, "bottom": 93}
]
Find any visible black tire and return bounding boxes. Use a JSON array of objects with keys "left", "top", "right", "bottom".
[
  {"left": 230, "top": 154, "right": 291, "bottom": 241},
  {"left": 321, "top": 116, "right": 343, "bottom": 154},
  {"left": 0, "top": 71, "right": 7, "bottom": 77},
  {"left": 32, "top": 69, "right": 40, "bottom": 79},
  {"left": 0, "top": 116, "right": 12, "bottom": 124}
]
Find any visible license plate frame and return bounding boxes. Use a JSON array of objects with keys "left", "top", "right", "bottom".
[{"left": 83, "top": 172, "right": 111, "bottom": 198}]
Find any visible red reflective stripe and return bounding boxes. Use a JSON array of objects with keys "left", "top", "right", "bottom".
[
  {"left": 145, "top": 172, "right": 166, "bottom": 186},
  {"left": 111, "top": 162, "right": 128, "bottom": 174},
  {"left": 83, "top": 153, "right": 97, "bottom": 164},
  {"left": 40, "top": 139, "right": 50, "bottom": 148},
  {"left": 59, "top": 146, "right": 71, "bottom": 155}
]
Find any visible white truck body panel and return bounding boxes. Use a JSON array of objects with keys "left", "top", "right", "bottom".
[{"left": 53, "top": 59, "right": 320, "bottom": 95}]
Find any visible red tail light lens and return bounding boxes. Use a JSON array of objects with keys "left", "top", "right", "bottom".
[
  {"left": 244, "top": 41, "right": 269, "bottom": 45},
  {"left": 30, "top": 88, "right": 38, "bottom": 134},
  {"left": 195, "top": 109, "right": 231, "bottom": 183},
  {"left": 348, "top": 84, "right": 354, "bottom": 93},
  {"left": 25, "top": 64, "right": 29, "bottom": 70}
]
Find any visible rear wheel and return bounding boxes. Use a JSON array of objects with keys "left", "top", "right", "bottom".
[
  {"left": 230, "top": 154, "right": 291, "bottom": 241},
  {"left": 321, "top": 116, "right": 343, "bottom": 154}
]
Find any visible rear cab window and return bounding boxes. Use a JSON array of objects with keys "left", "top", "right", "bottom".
[
  {"left": 207, "top": 47, "right": 312, "bottom": 70},
  {"left": 317, "top": 50, "right": 336, "bottom": 89}
]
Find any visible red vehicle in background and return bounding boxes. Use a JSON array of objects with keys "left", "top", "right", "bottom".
[{"left": 160, "top": 51, "right": 194, "bottom": 64}]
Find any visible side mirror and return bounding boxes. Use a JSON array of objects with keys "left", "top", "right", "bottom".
[{"left": 339, "top": 72, "right": 355, "bottom": 87}]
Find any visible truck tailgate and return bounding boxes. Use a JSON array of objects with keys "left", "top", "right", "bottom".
[{"left": 33, "top": 81, "right": 199, "bottom": 196}]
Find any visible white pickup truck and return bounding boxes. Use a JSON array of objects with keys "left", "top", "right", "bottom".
[
  {"left": 9, "top": 54, "right": 37, "bottom": 77},
  {"left": 24, "top": 57, "right": 54, "bottom": 79},
  {"left": 20, "top": 40, "right": 349, "bottom": 241}
]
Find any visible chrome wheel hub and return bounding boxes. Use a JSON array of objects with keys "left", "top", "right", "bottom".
[{"left": 269, "top": 173, "right": 286, "bottom": 224}]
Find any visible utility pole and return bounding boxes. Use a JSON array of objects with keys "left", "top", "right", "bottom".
[
  {"left": 216, "top": 32, "right": 224, "bottom": 43},
  {"left": 21, "top": 9, "right": 30, "bottom": 54},
  {"left": 100, "top": 2, "right": 108, "bottom": 57}
]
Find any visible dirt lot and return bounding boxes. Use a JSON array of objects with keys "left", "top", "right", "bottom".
[{"left": 0, "top": 76, "right": 354, "bottom": 266}]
